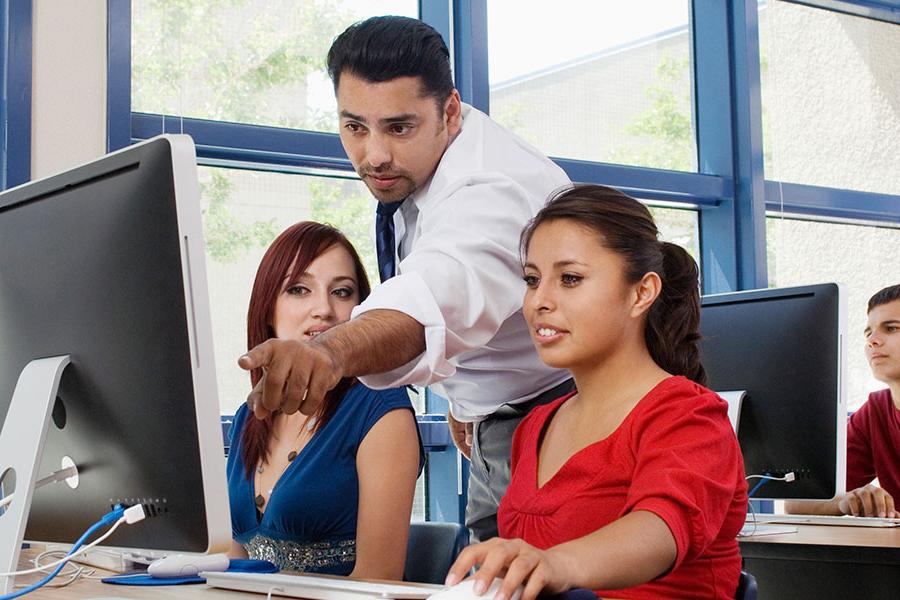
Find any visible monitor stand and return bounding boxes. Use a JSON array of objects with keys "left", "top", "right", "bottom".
[{"left": 0, "top": 355, "right": 70, "bottom": 594}]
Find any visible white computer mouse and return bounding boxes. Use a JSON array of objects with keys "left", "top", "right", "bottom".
[
  {"left": 146, "top": 552, "right": 230, "bottom": 578},
  {"left": 429, "top": 577, "right": 523, "bottom": 600}
]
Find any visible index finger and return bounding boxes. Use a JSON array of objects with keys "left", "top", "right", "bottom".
[
  {"left": 239, "top": 340, "right": 274, "bottom": 371},
  {"left": 445, "top": 543, "right": 491, "bottom": 587},
  {"left": 248, "top": 375, "right": 271, "bottom": 420},
  {"left": 873, "top": 489, "right": 888, "bottom": 518}
]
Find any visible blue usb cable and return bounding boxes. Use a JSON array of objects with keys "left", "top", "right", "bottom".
[{"left": 1, "top": 504, "right": 141, "bottom": 599}]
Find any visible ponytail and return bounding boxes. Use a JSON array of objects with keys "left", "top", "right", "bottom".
[{"left": 646, "top": 242, "right": 706, "bottom": 386}]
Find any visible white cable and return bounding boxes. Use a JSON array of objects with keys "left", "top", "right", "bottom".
[
  {"left": 746, "top": 472, "right": 795, "bottom": 482},
  {"left": 0, "top": 518, "right": 125, "bottom": 577},
  {"left": 12, "top": 550, "right": 90, "bottom": 589}
]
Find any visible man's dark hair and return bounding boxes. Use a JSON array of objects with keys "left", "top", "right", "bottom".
[
  {"left": 868, "top": 284, "right": 900, "bottom": 313},
  {"left": 327, "top": 16, "right": 454, "bottom": 102}
]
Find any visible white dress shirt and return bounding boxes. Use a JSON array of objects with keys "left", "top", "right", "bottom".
[{"left": 353, "top": 104, "right": 572, "bottom": 420}]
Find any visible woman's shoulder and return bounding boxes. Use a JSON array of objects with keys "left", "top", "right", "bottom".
[
  {"left": 650, "top": 375, "right": 723, "bottom": 404},
  {"left": 342, "top": 381, "right": 415, "bottom": 411},
  {"left": 635, "top": 376, "right": 730, "bottom": 423},
  {"left": 230, "top": 402, "right": 250, "bottom": 433},
  {"left": 332, "top": 382, "right": 416, "bottom": 435}
]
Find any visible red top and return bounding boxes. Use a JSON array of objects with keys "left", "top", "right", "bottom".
[
  {"left": 498, "top": 376, "right": 748, "bottom": 599},
  {"left": 847, "top": 389, "right": 900, "bottom": 499}
]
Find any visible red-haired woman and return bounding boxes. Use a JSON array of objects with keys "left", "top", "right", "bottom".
[{"left": 226, "top": 221, "right": 422, "bottom": 579}]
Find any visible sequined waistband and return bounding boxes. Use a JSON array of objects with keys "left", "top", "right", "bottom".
[{"left": 244, "top": 534, "right": 356, "bottom": 572}]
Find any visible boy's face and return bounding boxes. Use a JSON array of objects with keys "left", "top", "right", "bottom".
[
  {"left": 335, "top": 72, "right": 461, "bottom": 205},
  {"left": 865, "top": 299, "right": 900, "bottom": 385}
]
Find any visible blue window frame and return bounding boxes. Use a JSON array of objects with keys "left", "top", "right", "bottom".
[
  {"left": 108, "top": 0, "right": 900, "bottom": 524},
  {"left": 0, "top": 0, "right": 32, "bottom": 190},
  {"left": 789, "top": 0, "right": 900, "bottom": 23}
]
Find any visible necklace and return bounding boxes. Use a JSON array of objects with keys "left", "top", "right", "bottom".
[{"left": 254, "top": 415, "right": 317, "bottom": 509}]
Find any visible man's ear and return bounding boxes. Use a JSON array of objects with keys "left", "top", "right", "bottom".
[
  {"left": 631, "top": 271, "right": 662, "bottom": 318},
  {"left": 444, "top": 89, "right": 462, "bottom": 135}
]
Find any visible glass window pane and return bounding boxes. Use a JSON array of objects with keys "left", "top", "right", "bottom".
[
  {"left": 132, "top": 1, "right": 418, "bottom": 132},
  {"left": 759, "top": 1, "right": 900, "bottom": 195},
  {"left": 488, "top": 0, "right": 697, "bottom": 171},
  {"left": 650, "top": 205, "right": 700, "bottom": 263},
  {"left": 767, "top": 217, "right": 900, "bottom": 411}
]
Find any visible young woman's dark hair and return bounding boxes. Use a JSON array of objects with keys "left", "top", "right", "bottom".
[
  {"left": 240, "top": 221, "right": 372, "bottom": 478},
  {"left": 868, "top": 284, "right": 900, "bottom": 313},
  {"left": 521, "top": 184, "right": 707, "bottom": 385},
  {"left": 326, "top": 15, "right": 454, "bottom": 104}
]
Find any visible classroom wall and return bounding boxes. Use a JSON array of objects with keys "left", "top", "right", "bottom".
[{"left": 31, "top": 0, "right": 107, "bottom": 180}]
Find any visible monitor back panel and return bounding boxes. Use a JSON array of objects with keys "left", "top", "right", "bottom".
[{"left": 700, "top": 284, "right": 842, "bottom": 499}]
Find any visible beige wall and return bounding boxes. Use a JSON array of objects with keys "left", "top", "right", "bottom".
[{"left": 31, "top": 0, "right": 107, "bottom": 180}]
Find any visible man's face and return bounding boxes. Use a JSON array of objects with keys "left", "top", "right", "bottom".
[
  {"left": 865, "top": 299, "right": 900, "bottom": 385},
  {"left": 336, "top": 72, "right": 461, "bottom": 204}
]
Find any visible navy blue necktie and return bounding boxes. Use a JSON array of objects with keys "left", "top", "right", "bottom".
[{"left": 375, "top": 200, "right": 403, "bottom": 282}]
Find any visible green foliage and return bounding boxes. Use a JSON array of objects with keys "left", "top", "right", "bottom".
[
  {"left": 608, "top": 56, "right": 695, "bottom": 171},
  {"left": 201, "top": 170, "right": 277, "bottom": 263},
  {"left": 309, "top": 178, "right": 378, "bottom": 283},
  {"left": 133, "top": 0, "right": 349, "bottom": 129},
  {"left": 133, "top": 0, "right": 358, "bottom": 263}
]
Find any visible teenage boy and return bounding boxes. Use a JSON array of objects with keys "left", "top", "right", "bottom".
[{"left": 787, "top": 284, "right": 900, "bottom": 518}]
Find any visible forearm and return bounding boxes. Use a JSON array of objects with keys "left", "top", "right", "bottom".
[
  {"left": 784, "top": 499, "right": 841, "bottom": 515},
  {"left": 549, "top": 511, "right": 677, "bottom": 591},
  {"left": 313, "top": 309, "right": 426, "bottom": 378}
]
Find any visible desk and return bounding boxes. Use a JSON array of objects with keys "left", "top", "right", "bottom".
[
  {"left": 14, "top": 546, "right": 248, "bottom": 599},
  {"left": 739, "top": 524, "right": 900, "bottom": 599},
  {"left": 15, "top": 547, "right": 443, "bottom": 600}
]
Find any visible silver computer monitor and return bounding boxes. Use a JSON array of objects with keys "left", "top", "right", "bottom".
[
  {"left": 700, "top": 283, "right": 847, "bottom": 501},
  {"left": 0, "top": 136, "right": 230, "bottom": 583}
]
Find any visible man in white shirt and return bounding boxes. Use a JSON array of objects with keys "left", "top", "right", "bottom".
[{"left": 239, "top": 16, "right": 573, "bottom": 542}]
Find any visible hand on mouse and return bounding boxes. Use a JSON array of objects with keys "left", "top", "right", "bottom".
[{"left": 444, "top": 538, "right": 574, "bottom": 600}]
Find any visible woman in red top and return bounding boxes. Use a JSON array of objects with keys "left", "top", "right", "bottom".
[{"left": 445, "top": 185, "right": 748, "bottom": 599}]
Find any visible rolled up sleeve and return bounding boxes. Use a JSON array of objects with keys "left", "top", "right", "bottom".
[{"left": 353, "top": 175, "right": 534, "bottom": 390}]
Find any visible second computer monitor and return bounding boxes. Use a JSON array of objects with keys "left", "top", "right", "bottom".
[{"left": 700, "top": 283, "right": 846, "bottom": 500}]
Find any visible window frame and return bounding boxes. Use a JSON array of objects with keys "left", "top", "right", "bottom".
[{"left": 0, "top": 0, "right": 32, "bottom": 190}]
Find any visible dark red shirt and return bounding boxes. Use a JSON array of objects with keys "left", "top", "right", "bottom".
[
  {"left": 847, "top": 389, "right": 900, "bottom": 499},
  {"left": 498, "top": 376, "right": 748, "bottom": 599}
]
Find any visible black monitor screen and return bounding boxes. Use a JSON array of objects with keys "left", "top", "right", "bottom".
[
  {"left": 700, "top": 284, "right": 845, "bottom": 500},
  {"left": 0, "top": 136, "right": 228, "bottom": 552}
]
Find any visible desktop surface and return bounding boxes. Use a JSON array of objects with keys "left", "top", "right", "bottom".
[
  {"left": 17, "top": 546, "right": 243, "bottom": 600},
  {"left": 739, "top": 524, "right": 900, "bottom": 599},
  {"left": 749, "top": 513, "right": 900, "bottom": 528},
  {"left": 16, "top": 545, "right": 441, "bottom": 600},
  {"left": 739, "top": 521, "right": 900, "bottom": 548}
]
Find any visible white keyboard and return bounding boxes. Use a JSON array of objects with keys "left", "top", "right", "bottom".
[
  {"left": 738, "top": 523, "right": 798, "bottom": 537},
  {"left": 204, "top": 571, "right": 444, "bottom": 599},
  {"left": 747, "top": 514, "right": 900, "bottom": 527}
]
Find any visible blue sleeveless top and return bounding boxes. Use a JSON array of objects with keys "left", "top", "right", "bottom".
[{"left": 227, "top": 383, "right": 420, "bottom": 574}]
